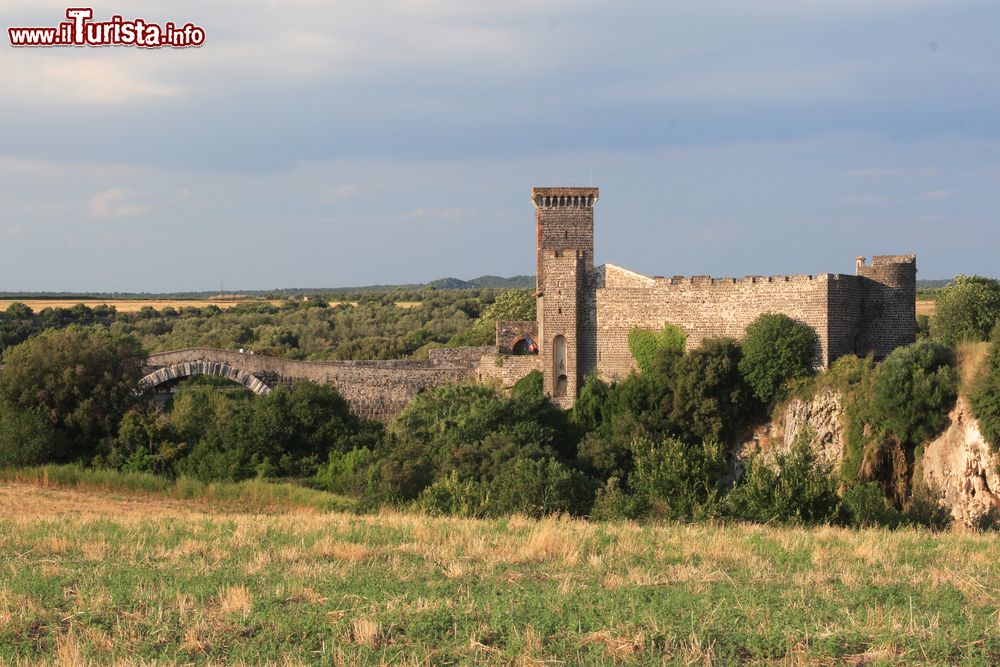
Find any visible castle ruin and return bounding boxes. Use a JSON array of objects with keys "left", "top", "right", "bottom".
[
  {"left": 137, "top": 185, "right": 917, "bottom": 418},
  {"left": 520, "top": 186, "right": 916, "bottom": 408}
]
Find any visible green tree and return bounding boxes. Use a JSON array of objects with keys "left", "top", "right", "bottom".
[
  {"left": 872, "top": 340, "right": 958, "bottom": 448},
  {"left": 667, "top": 338, "right": 759, "bottom": 445},
  {"left": 0, "top": 326, "right": 146, "bottom": 458},
  {"left": 932, "top": 275, "right": 1000, "bottom": 345},
  {"left": 739, "top": 313, "right": 819, "bottom": 403},
  {"left": 447, "top": 291, "right": 535, "bottom": 347}
]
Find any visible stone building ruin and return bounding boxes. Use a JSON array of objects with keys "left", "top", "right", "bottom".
[{"left": 513, "top": 186, "right": 916, "bottom": 408}]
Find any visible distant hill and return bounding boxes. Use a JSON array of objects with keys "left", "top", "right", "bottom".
[
  {"left": 916, "top": 279, "right": 952, "bottom": 289},
  {"left": 0, "top": 275, "right": 537, "bottom": 300}
]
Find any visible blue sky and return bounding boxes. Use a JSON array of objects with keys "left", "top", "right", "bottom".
[{"left": 1, "top": 0, "right": 997, "bottom": 291}]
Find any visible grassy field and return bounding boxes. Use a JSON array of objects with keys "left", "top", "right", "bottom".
[
  {"left": 917, "top": 299, "right": 936, "bottom": 317},
  {"left": 1, "top": 483, "right": 999, "bottom": 665}
]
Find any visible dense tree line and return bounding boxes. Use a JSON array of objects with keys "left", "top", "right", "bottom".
[
  {"left": 0, "top": 288, "right": 535, "bottom": 360},
  {"left": 3, "top": 274, "right": 1000, "bottom": 529}
]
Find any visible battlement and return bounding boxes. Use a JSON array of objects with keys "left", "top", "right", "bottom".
[
  {"left": 532, "top": 187, "right": 599, "bottom": 209},
  {"left": 649, "top": 273, "right": 839, "bottom": 287}
]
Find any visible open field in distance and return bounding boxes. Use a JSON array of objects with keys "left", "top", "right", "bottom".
[
  {"left": 0, "top": 299, "right": 426, "bottom": 313},
  {"left": 0, "top": 482, "right": 997, "bottom": 664},
  {"left": 917, "top": 299, "right": 936, "bottom": 317}
]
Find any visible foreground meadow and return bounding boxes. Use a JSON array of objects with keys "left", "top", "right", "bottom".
[{"left": 0, "top": 483, "right": 998, "bottom": 665}]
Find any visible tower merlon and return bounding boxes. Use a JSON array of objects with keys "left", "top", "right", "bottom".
[{"left": 532, "top": 187, "right": 599, "bottom": 209}]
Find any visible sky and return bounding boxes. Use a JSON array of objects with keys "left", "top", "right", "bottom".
[{"left": 0, "top": 0, "right": 997, "bottom": 292}]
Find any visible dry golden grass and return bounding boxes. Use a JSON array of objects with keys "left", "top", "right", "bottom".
[
  {"left": 0, "top": 298, "right": 420, "bottom": 313},
  {"left": 957, "top": 341, "right": 990, "bottom": 392},
  {"left": 0, "top": 299, "right": 282, "bottom": 313},
  {"left": 916, "top": 299, "right": 936, "bottom": 317},
  {"left": 1, "top": 482, "right": 999, "bottom": 664}
]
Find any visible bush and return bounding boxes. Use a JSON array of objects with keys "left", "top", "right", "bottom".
[
  {"left": 971, "top": 324, "right": 1000, "bottom": 452},
  {"left": 381, "top": 383, "right": 576, "bottom": 500},
  {"left": 739, "top": 313, "right": 819, "bottom": 403},
  {"left": 487, "top": 457, "right": 594, "bottom": 517},
  {"left": 627, "top": 437, "right": 725, "bottom": 521},
  {"left": 0, "top": 407, "right": 63, "bottom": 468},
  {"left": 314, "top": 447, "right": 378, "bottom": 495},
  {"left": 841, "top": 482, "right": 900, "bottom": 528},
  {"left": 726, "top": 435, "right": 841, "bottom": 525},
  {"left": 590, "top": 477, "right": 645, "bottom": 521},
  {"left": 932, "top": 275, "right": 1000, "bottom": 346},
  {"left": 628, "top": 323, "right": 686, "bottom": 374},
  {"left": 416, "top": 471, "right": 487, "bottom": 517},
  {"left": 872, "top": 341, "right": 958, "bottom": 448}
]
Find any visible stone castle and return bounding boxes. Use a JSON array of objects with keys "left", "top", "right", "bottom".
[
  {"left": 519, "top": 186, "right": 916, "bottom": 408},
  {"left": 139, "top": 185, "right": 916, "bottom": 417}
]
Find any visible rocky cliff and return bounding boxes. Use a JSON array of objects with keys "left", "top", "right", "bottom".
[{"left": 921, "top": 397, "right": 1000, "bottom": 528}]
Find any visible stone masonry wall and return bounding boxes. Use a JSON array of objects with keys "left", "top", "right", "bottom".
[
  {"left": 857, "top": 255, "right": 917, "bottom": 359},
  {"left": 593, "top": 271, "right": 833, "bottom": 382},
  {"left": 145, "top": 348, "right": 485, "bottom": 422},
  {"left": 534, "top": 187, "right": 597, "bottom": 293},
  {"left": 541, "top": 251, "right": 585, "bottom": 408},
  {"left": 475, "top": 354, "right": 543, "bottom": 389}
]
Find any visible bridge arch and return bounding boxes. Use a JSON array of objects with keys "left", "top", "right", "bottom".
[{"left": 139, "top": 360, "right": 272, "bottom": 395}]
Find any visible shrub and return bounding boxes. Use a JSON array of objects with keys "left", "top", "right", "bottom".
[
  {"left": 739, "top": 313, "right": 819, "bottom": 403},
  {"left": 841, "top": 482, "right": 900, "bottom": 528},
  {"left": 931, "top": 275, "right": 1000, "bottom": 345},
  {"left": 487, "top": 457, "right": 594, "bottom": 517},
  {"left": 970, "top": 323, "right": 1000, "bottom": 452},
  {"left": 872, "top": 341, "right": 958, "bottom": 448},
  {"left": 0, "top": 407, "right": 63, "bottom": 468},
  {"left": 901, "top": 481, "right": 952, "bottom": 531},
  {"left": 381, "top": 383, "right": 576, "bottom": 500},
  {"left": 726, "top": 435, "right": 841, "bottom": 525},
  {"left": 416, "top": 471, "right": 487, "bottom": 517},
  {"left": 628, "top": 323, "right": 686, "bottom": 374},
  {"left": 314, "top": 447, "right": 378, "bottom": 495},
  {"left": 589, "top": 477, "right": 645, "bottom": 521},
  {"left": 627, "top": 437, "right": 725, "bottom": 521}
]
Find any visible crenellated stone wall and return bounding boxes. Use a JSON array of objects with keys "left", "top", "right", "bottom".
[{"left": 590, "top": 267, "right": 835, "bottom": 382}]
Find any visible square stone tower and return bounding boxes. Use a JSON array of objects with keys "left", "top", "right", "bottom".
[{"left": 532, "top": 186, "right": 598, "bottom": 408}]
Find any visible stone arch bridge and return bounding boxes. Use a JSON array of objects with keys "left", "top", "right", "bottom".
[{"left": 141, "top": 346, "right": 539, "bottom": 421}]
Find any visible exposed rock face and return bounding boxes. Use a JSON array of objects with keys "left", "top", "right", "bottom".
[
  {"left": 739, "top": 389, "right": 846, "bottom": 471},
  {"left": 922, "top": 397, "right": 1000, "bottom": 528}
]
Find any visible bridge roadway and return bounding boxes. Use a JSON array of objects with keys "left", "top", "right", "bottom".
[{"left": 141, "top": 347, "right": 491, "bottom": 421}]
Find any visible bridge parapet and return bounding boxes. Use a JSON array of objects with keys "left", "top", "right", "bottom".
[{"left": 142, "top": 347, "right": 494, "bottom": 421}]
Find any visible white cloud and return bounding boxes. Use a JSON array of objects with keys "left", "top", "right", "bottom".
[
  {"left": 90, "top": 188, "right": 149, "bottom": 218},
  {"left": 0, "top": 54, "right": 188, "bottom": 107}
]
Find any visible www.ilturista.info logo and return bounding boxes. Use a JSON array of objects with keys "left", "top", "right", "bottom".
[{"left": 9, "top": 8, "right": 205, "bottom": 48}]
